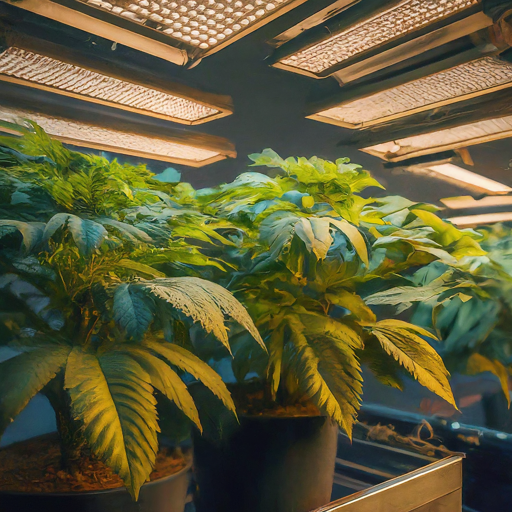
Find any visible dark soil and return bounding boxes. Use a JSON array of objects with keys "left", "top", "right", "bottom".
[
  {"left": 238, "top": 390, "right": 321, "bottom": 417},
  {"left": 0, "top": 434, "right": 188, "bottom": 493}
]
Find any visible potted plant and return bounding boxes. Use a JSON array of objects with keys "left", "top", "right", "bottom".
[
  {"left": 367, "top": 221, "right": 512, "bottom": 422},
  {"left": 188, "top": 150, "right": 478, "bottom": 512},
  {"left": 0, "top": 123, "right": 263, "bottom": 512}
]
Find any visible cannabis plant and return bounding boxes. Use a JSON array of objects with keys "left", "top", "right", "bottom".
[
  {"left": 194, "top": 150, "right": 485, "bottom": 436},
  {"left": 369, "top": 221, "right": 512, "bottom": 406},
  {"left": 0, "top": 123, "right": 263, "bottom": 499}
]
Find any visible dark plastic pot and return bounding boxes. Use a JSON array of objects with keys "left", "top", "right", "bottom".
[
  {"left": 0, "top": 460, "right": 192, "bottom": 512},
  {"left": 193, "top": 415, "right": 338, "bottom": 512}
]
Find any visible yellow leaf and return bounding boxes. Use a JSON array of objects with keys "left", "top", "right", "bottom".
[{"left": 466, "top": 354, "right": 510, "bottom": 408}]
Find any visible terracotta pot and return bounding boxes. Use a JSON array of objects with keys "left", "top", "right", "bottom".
[
  {"left": 193, "top": 414, "right": 338, "bottom": 512},
  {"left": 0, "top": 460, "right": 192, "bottom": 512}
]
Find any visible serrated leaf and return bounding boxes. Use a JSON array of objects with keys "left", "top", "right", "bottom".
[
  {"left": 136, "top": 277, "right": 263, "bottom": 351},
  {"left": 65, "top": 348, "right": 159, "bottom": 500},
  {"left": 287, "top": 316, "right": 361, "bottom": 437},
  {"left": 0, "top": 346, "right": 70, "bottom": 437},
  {"left": 370, "top": 321, "right": 456, "bottom": 408},
  {"left": 143, "top": 341, "right": 236, "bottom": 416},
  {"left": 113, "top": 283, "right": 154, "bottom": 340},
  {"left": 123, "top": 346, "right": 202, "bottom": 430}
]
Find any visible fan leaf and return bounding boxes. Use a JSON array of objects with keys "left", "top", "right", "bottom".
[
  {"left": 0, "top": 345, "right": 70, "bottom": 436},
  {"left": 65, "top": 348, "right": 159, "bottom": 500}
]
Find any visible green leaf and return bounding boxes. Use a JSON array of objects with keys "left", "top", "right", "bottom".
[
  {"left": 295, "top": 218, "right": 332, "bottom": 259},
  {"left": 116, "top": 259, "right": 166, "bottom": 278},
  {"left": 100, "top": 219, "right": 153, "bottom": 243},
  {"left": 0, "top": 220, "right": 45, "bottom": 252},
  {"left": 44, "top": 213, "right": 107, "bottom": 256},
  {"left": 123, "top": 346, "right": 202, "bottom": 430},
  {"left": 267, "top": 323, "right": 285, "bottom": 399},
  {"left": 113, "top": 283, "right": 154, "bottom": 340},
  {"left": 370, "top": 320, "right": 456, "bottom": 408},
  {"left": 325, "top": 290, "right": 376, "bottom": 322},
  {"left": 330, "top": 219, "right": 369, "bottom": 267},
  {"left": 466, "top": 354, "right": 510, "bottom": 408},
  {"left": 302, "top": 196, "right": 315, "bottom": 208},
  {"left": 287, "top": 316, "right": 362, "bottom": 437},
  {"left": 0, "top": 346, "right": 70, "bottom": 437},
  {"left": 65, "top": 348, "right": 159, "bottom": 500},
  {"left": 136, "top": 277, "right": 264, "bottom": 351},
  {"left": 143, "top": 341, "right": 236, "bottom": 416}
]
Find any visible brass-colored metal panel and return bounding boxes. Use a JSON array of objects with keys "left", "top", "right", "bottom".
[
  {"left": 315, "top": 456, "right": 463, "bottom": 512},
  {"left": 411, "top": 490, "right": 462, "bottom": 512}
]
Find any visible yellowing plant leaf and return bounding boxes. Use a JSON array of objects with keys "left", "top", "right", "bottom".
[
  {"left": 466, "top": 353, "right": 510, "bottom": 408},
  {"left": 65, "top": 348, "right": 159, "bottom": 500},
  {"left": 370, "top": 320, "right": 456, "bottom": 408}
]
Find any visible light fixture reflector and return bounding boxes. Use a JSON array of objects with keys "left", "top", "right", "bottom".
[
  {"left": 362, "top": 116, "right": 512, "bottom": 162},
  {"left": 0, "top": 46, "right": 225, "bottom": 124},
  {"left": 0, "top": 107, "right": 233, "bottom": 167},
  {"left": 441, "top": 195, "right": 512, "bottom": 209},
  {"left": 448, "top": 212, "right": 512, "bottom": 226},
  {"left": 312, "top": 57, "right": 512, "bottom": 128},
  {"left": 278, "top": 0, "right": 479, "bottom": 75}
]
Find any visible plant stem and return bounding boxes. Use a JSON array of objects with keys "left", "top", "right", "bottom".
[{"left": 43, "top": 375, "right": 85, "bottom": 475}]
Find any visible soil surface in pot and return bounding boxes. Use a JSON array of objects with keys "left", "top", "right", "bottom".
[
  {"left": 237, "top": 390, "right": 321, "bottom": 418},
  {"left": 0, "top": 433, "right": 187, "bottom": 493}
]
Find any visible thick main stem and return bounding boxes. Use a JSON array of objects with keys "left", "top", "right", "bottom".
[{"left": 43, "top": 375, "right": 85, "bottom": 475}]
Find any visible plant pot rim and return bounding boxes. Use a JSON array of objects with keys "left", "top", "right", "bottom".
[{"left": 0, "top": 459, "right": 192, "bottom": 498}]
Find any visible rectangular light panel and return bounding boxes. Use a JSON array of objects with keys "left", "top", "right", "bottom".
[
  {"left": 0, "top": 107, "right": 232, "bottom": 167},
  {"left": 448, "top": 212, "right": 512, "bottom": 226},
  {"left": 80, "top": 0, "right": 302, "bottom": 55},
  {"left": 362, "top": 116, "right": 512, "bottom": 162},
  {"left": 427, "top": 164, "right": 512, "bottom": 194},
  {"left": 312, "top": 57, "right": 512, "bottom": 129},
  {"left": 441, "top": 195, "right": 512, "bottom": 209},
  {"left": 277, "top": 0, "right": 479, "bottom": 75},
  {"left": 0, "top": 46, "right": 228, "bottom": 125}
]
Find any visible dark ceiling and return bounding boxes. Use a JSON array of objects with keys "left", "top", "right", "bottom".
[{"left": 1, "top": 0, "right": 512, "bottom": 208}]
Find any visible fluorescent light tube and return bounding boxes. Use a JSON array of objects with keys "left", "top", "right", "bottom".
[
  {"left": 441, "top": 196, "right": 512, "bottom": 209},
  {"left": 448, "top": 212, "right": 512, "bottom": 226}
]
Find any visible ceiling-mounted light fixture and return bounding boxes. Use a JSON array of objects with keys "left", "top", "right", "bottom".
[
  {"left": 13, "top": 0, "right": 307, "bottom": 65},
  {"left": 0, "top": 105, "right": 236, "bottom": 167},
  {"left": 0, "top": 34, "right": 232, "bottom": 125},
  {"left": 441, "top": 195, "right": 512, "bottom": 209},
  {"left": 361, "top": 115, "right": 512, "bottom": 162},
  {"left": 308, "top": 51, "right": 512, "bottom": 129},
  {"left": 448, "top": 212, "right": 512, "bottom": 226},
  {"left": 270, "top": 0, "right": 494, "bottom": 80},
  {"left": 425, "top": 163, "right": 512, "bottom": 194}
]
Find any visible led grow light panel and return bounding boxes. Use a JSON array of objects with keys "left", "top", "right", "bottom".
[
  {"left": 312, "top": 57, "right": 512, "bottom": 128},
  {"left": 0, "top": 107, "right": 229, "bottom": 166},
  {"left": 0, "top": 46, "right": 228, "bottom": 124},
  {"left": 277, "top": 0, "right": 479, "bottom": 75},
  {"left": 448, "top": 212, "right": 512, "bottom": 226},
  {"left": 362, "top": 116, "right": 512, "bottom": 162},
  {"left": 441, "top": 195, "right": 512, "bottom": 209},
  {"left": 80, "top": 0, "right": 302, "bottom": 54},
  {"left": 427, "top": 164, "right": 512, "bottom": 194}
]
